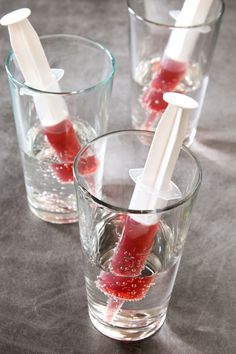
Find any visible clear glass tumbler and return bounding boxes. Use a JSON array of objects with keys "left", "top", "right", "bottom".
[
  {"left": 127, "top": 0, "right": 224, "bottom": 145},
  {"left": 73, "top": 130, "right": 202, "bottom": 341},
  {"left": 6, "top": 34, "right": 115, "bottom": 224}
]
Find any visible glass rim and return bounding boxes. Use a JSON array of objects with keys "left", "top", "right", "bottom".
[
  {"left": 5, "top": 33, "right": 116, "bottom": 96},
  {"left": 127, "top": 0, "right": 225, "bottom": 29},
  {"left": 73, "top": 129, "right": 202, "bottom": 214}
]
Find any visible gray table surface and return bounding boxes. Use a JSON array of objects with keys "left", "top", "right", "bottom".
[{"left": 0, "top": 0, "right": 235, "bottom": 353}]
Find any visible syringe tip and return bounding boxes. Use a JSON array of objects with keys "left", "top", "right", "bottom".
[{"left": 0, "top": 8, "right": 31, "bottom": 26}]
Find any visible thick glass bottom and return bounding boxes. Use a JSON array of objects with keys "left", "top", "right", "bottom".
[
  {"left": 88, "top": 306, "right": 166, "bottom": 342},
  {"left": 29, "top": 202, "right": 78, "bottom": 224}
]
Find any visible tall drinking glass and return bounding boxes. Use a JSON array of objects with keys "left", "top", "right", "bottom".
[
  {"left": 127, "top": 0, "right": 224, "bottom": 145},
  {"left": 6, "top": 34, "right": 115, "bottom": 224},
  {"left": 74, "top": 130, "right": 202, "bottom": 341}
]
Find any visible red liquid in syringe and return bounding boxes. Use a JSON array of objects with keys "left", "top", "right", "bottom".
[
  {"left": 142, "top": 57, "right": 186, "bottom": 129},
  {"left": 44, "top": 118, "right": 81, "bottom": 161},
  {"left": 97, "top": 271, "right": 155, "bottom": 301},
  {"left": 110, "top": 216, "right": 159, "bottom": 277},
  {"left": 97, "top": 216, "right": 158, "bottom": 301},
  {"left": 44, "top": 118, "right": 97, "bottom": 182}
]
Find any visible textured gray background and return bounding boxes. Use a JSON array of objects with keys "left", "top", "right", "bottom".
[{"left": 0, "top": 0, "right": 235, "bottom": 353}]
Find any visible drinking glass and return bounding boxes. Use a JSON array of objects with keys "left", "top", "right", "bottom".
[
  {"left": 73, "top": 130, "right": 202, "bottom": 341},
  {"left": 127, "top": 0, "right": 224, "bottom": 145},
  {"left": 6, "top": 34, "right": 115, "bottom": 223}
]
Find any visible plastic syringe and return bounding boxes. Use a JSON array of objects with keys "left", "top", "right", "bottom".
[
  {"left": 1, "top": 8, "right": 96, "bottom": 182},
  {"left": 97, "top": 93, "right": 198, "bottom": 322},
  {"left": 141, "top": 0, "right": 214, "bottom": 130}
]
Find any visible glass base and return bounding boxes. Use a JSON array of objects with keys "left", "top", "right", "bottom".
[
  {"left": 88, "top": 307, "right": 166, "bottom": 342},
  {"left": 29, "top": 203, "right": 78, "bottom": 224}
]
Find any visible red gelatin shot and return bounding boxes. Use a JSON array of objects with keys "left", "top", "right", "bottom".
[
  {"left": 44, "top": 118, "right": 81, "bottom": 182},
  {"left": 44, "top": 118, "right": 97, "bottom": 182},
  {"left": 110, "top": 216, "right": 159, "bottom": 277},
  {"left": 142, "top": 57, "right": 186, "bottom": 129},
  {"left": 150, "top": 57, "right": 186, "bottom": 92},
  {"left": 52, "top": 153, "right": 98, "bottom": 182},
  {"left": 44, "top": 118, "right": 81, "bottom": 161},
  {"left": 97, "top": 271, "right": 155, "bottom": 301},
  {"left": 51, "top": 163, "right": 75, "bottom": 183}
]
